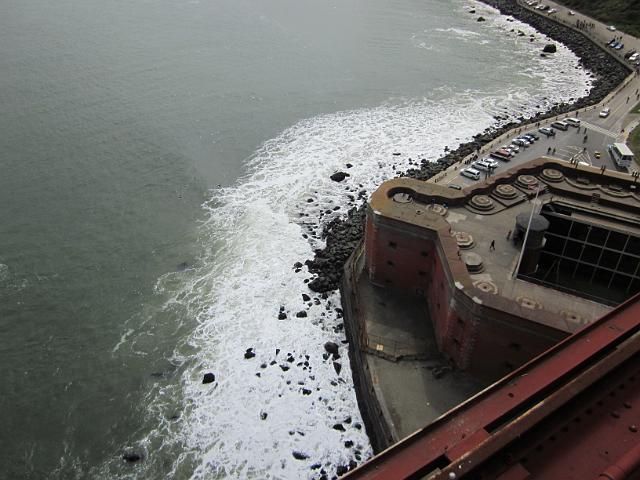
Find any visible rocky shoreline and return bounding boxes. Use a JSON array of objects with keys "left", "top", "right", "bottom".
[{"left": 304, "top": 0, "right": 630, "bottom": 293}]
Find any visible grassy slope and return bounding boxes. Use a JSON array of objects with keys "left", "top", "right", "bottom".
[
  {"left": 628, "top": 124, "right": 640, "bottom": 164},
  {"left": 553, "top": 0, "right": 640, "bottom": 37}
]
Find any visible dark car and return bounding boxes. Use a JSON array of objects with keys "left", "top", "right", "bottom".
[
  {"left": 522, "top": 134, "right": 537, "bottom": 142},
  {"left": 539, "top": 127, "right": 555, "bottom": 137},
  {"left": 448, "top": 183, "right": 462, "bottom": 190},
  {"left": 526, "top": 132, "right": 540, "bottom": 140}
]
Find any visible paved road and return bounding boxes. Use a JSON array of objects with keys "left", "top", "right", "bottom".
[{"left": 433, "top": 0, "right": 640, "bottom": 189}]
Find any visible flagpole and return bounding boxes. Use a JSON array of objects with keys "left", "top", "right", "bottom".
[{"left": 511, "top": 184, "right": 541, "bottom": 281}]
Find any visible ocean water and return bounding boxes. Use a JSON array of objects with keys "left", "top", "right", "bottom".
[{"left": 0, "top": 0, "right": 591, "bottom": 478}]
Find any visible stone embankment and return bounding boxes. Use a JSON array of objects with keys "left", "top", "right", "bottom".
[{"left": 304, "top": 0, "right": 630, "bottom": 293}]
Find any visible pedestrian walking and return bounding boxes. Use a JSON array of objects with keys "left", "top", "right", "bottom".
[
  {"left": 583, "top": 134, "right": 588, "bottom": 143},
  {"left": 547, "top": 147, "right": 551, "bottom": 154},
  {"left": 506, "top": 230, "right": 512, "bottom": 240},
  {"left": 490, "top": 240, "right": 496, "bottom": 251},
  {"left": 552, "top": 148, "right": 556, "bottom": 155}
]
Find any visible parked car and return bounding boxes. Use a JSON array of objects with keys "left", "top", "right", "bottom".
[
  {"left": 607, "top": 25, "right": 617, "bottom": 31},
  {"left": 490, "top": 151, "right": 511, "bottom": 161},
  {"left": 522, "top": 134, "right": 537, "bottom": 142},
  {"left": 495, "top": 148, "right": 514, "bottom": 157},
  {"left": 551, "top": 121, "right": 569, "bottom": 131},
  {"left": 568, "top": 10, "right": 575, "bottom": 15},
  {"left": 481, "top": 157, "right": 499, "bottom": 169},
  {"left": 624, "top": 50, "right": 636, "bottom": 59},
  {"left": 565, "top": 117, "right": 581, "bottom": 127},
  {"left": 610, "top": 42, "right": 620, "bottom": 49},
  {"left": 594, "top": 151, "right": 602, "bottom": 159},
  {"left": 448, "top": 183, "right": 462, "bottom": 190},
  {"left": 548, "top": 8, "right": 557, "bottom": 14},
  {"left": 526, "top": 132, "right": 540, "bottom": 140},
  {"left": 461, "top": 167, "right": 481, "bottom": 180},
  {"left": 539, "top": 127, "right": 555, "bottom": 137},
  {"left": 517, "top": 137, "right": 532, "bottom": 145},
  {"left": 615, "top": 43, "right": 624, "bottom": 50},
  {"left": 608, "top": 39, "right": 617, "bottom": 47},
  {"left": 473, "top": 160, "right": 495, "bottom": 172},
  {"left": 508, "top": 143, "right": 520, "bottom": 153},
  {"left": 600, "top": 107, "right": 611, "bottom": 118},
  {"left": 630, "top": 53, "right": 639, "bottom": 62}
]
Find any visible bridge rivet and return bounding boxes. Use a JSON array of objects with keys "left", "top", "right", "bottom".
[
  {"left": 624, "top": 402, "right": 632, "bottom": 409},
  {"left": 630, "top": 425, "right": 638, "bottom": 433},
  {"left": 611, "top": 411, "right": 621, "bottom": 419}
]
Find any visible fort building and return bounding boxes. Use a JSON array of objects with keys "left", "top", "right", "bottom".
[{"left": 342, "top": 157, "right": 640, "bottom": 451}]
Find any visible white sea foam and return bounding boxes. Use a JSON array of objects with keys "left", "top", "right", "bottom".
[{"left": 105, "top": 7, "right": 594, "bottom": 479}]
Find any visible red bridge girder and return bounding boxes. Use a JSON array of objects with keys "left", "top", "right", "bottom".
[{"left": 346, "top": 294, "right": 640, "bottom": 480}]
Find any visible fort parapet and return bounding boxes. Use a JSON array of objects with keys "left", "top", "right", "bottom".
[{"left": 363, "top": 158, "right": 640, "bottom": 382}]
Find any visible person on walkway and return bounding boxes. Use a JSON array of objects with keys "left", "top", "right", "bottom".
[
  {"left": 552, "top": 148, "right": 556, "bottom": 155},
  {"left": 547, "top": 147, "right": 551, "bottom": 154},
  {"left": 506, "top": 230, "right": 512, "bottom": 240},
  {"left": 583, "top": 134, "right": 588, "bottom": 143},
  {"left": 490, "top": 240, "right": 496, "bottom": 251}
]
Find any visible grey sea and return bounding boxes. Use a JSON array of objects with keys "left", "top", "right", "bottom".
[{"left": 0, "top": 0, "right": 591, "bottom": 478}]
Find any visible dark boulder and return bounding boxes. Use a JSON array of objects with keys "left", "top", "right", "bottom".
[
  {"left": 244, "top": 348, "right": 256, "bottom": 359},
  {"left": 337, "top": 465, "right": 349, "bottom": 476},
  {"left": 296, "top": 310, "right": 308, "bottom": 318},
  {"left": 477, "top": 16, "right": 485, "bottom": 21},
  {"left": 202, "top": 373, "right": 216, "bottom": 384},
  {"left": 333, "top": 362, "right": 342, "bottom": 375},
  {"left": 330, "top": 171, "right": 349, "bottom": 182},
  {"left": 278, "top": 312, "right": 287, "bottom": 320},
  {"left": 293, "top": 451, "right": 309, "bottom": 460},
  {"left": 324, "top": 341, "right": 339, "bottom": 357},
  {"left": 122, "top": 451, "right": 143, "bottom": 463},
  {"left": 542, "top": 43, "right": 556, "bottom": 53}
]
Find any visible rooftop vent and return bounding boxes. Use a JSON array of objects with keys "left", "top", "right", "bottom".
[
  {"left": 426, "top": 203, "right": 448, "bottom": 216},
  {"left": 516, "top": 174, "right": 538, "bottom": 189},
  {"left": 561, "top": 310, "right": 587, "bottom": 326},
  {"left": 494, "top": 184, "right": 518, "bottom": 200},
  {"left": 452, "top": 231, "right": 475, "bottom": 249},
  {"left": 461, "top": 252, "right": 484, "bottom": 273},
  {"left": 516, "top": 296, "right": 542, "bottom": 310},
  {"left": 469, "top": 194, "right": 494, "bottom": 211},
  {"left": 540, "top": 168, "right": 564, "bottom": 183},
  {"left": 473, "top": 280, "right": 498, "bottom": 294}
]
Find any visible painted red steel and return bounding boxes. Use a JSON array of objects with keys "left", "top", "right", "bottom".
[{"left": 345, "top": 293, "right": 640, "bottom": 480}]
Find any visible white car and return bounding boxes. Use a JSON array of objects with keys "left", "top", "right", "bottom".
[
  {"left": 461, "top": 167, "right": 481, "bottom": 180},
  {"left": 473, "top": 160, "right": 494, "bottom": 172},
  {"left": 600, "top": 107, "right": 611, "bottom": 118},
  {"left": 548, "top": 8, "right": 557, "bottom": 13},
  {"left": 482, "top": 157, "right": 499, "bottom": 169},
  {"left": 568, "top": 10, "right": 575, "bottom": 15},
  {"left": 607, "top": 25, "right": 617, "bottom": 31}
]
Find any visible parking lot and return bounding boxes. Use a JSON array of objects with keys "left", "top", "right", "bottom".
[{"left": 443, "top": 110, "right": 630, "bottom": 189}]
